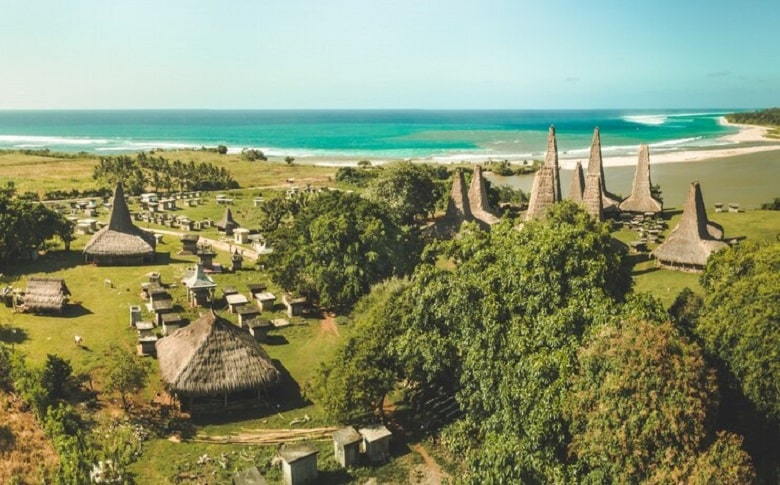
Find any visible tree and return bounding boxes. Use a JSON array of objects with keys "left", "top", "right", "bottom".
[
  {"left": 0, "top": 187, "right": 75, "bottom": 261},
  {"left": 103, "top": 346, "right": 150, "bottom": 410},
  {"left": 267, "top": 191, "right": 421, "bottom": 312},
  {"left": 284, "top": 156, "right": 295, "bottom": 165},
  {"left": 217, "top": 144, "right": 228, "bottom": 155},
  {"left": 41, "top": 354, "right": 72, "bottom": 402},
  {"left": 241, "top": 148, "right": 267, "bottom": 161},
  {"left": 565, "top": 318, "right": 734, "bottom": 482},
  {"left": 698, "top": 241, "right": 780, "bottom": 420},
  {"left": 309, "top": 278, "right": 410, "bottom": 423},
  {"left": 365, "top": 161, "right": 443, "bottom": 224}
]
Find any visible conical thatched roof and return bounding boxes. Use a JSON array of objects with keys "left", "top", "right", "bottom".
[
  {"left": 467, "top": 165, "right": 500, "bottom": 225},
  {"left": 582, "top": 174, "right": 604, "bottom": 221},
  {"left": 182, "top": 263, "right": 217, "bottom": 290},
  {"left": 156, "top": 311, "right": 280, "bottom": 396},
  {"left": 653, "top": 182, "right": 728, "bottom": 269},
  {"left": 526, "top": 127, "right": 562, "bottom": 221},
  {"left": 435, "top": 169, "right": 473, "bottom": 236},
  {"left": 84, "top": 183, "right": 156, "bottom": 259},
  {"left": 569, "top": 161, "right": 585, "bottom": 203},
  {"left": 586, "top": 128, "right": 621, "bottom": 213},
  {"left": 216, "top": 208, "right": 239, "bottom": 231},
  {"left": 544, "top": 125, "right": 562, "bottom": 202},
  {"left": 23, "top": 277, "right": 70, "bottom": 313},
  {"left": 619, "top": 144, "right": 663, "bottom": 214}
]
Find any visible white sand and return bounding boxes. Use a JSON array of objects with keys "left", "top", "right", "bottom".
[{"left": 569, "top": 119, "right": 780, "bottom": 170}]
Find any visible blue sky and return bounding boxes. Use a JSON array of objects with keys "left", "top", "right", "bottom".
[{"left": 1, "top": 0, "right": 778, "bottom": 109}]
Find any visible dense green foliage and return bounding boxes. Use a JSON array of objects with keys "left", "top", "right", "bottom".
[
  {"left": 92, "top": 153, "right": 237, "bottom": 194},
  {"left": 267, "top": 190, "right": 421, "bottom": 311},
  {"left": 365, "top": 161, "right": 445, "bottom": 224},
  {"left": 698, "top": 242, "right": 780, "bottom": 420},
  {"left": 0, "top": 184, "right": 74, "bottom": 261},
  {"left": 727, "top": 108, "right": 780, "bottom": 126},
  {"left": 240, "top": 148, "right": 268, "bottom": 161},
  {"left": 761, "top": 197, "right": 780, "bottom": 210},
  {"left": 308, "top": 278, "right": 410, "bottom": 422},
  {"left": 103, "top": 345, "right": 151, "bottom": 410},
  {"left": 566, "top": 319, "right": 753, "bottom": 482},
  {"left": 335, "top": 166, "right": 381, "bottom": 187}
]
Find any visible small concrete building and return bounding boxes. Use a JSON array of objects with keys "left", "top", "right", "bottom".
[
  {"left": 255, "top": 292, "right": 277, "bottom": 312},
  {"left": 283, "top": 294, "right": 307, "bottom": 318},
  {"left": 279, "top": 444, "right": 318, "bottom": 485},
  {"left": 236, "top": 305, "right": 261, "bottom": 328},
  {"left": 180, "top": 234, "right": 200, "bottom": 255},
  {"left": 226, "top": 293, "right": 250, "bottom": 313},
  {"left": 247, "top": 284, "right": 268, "bottom": 299},
  {"left": 234, "top": 228, "right": 250, "bottom": 244},
  {"left": 359, "top": 424, "right": 392, "bottom": 463},
  {"left": 248, "top": 318, "right": 273, "bottom": 342},
  {"left": 129, "top": 305, "right": 142, "bottom": 327},
  {"left": 332, "top": 426, "right": 362, "bottom": 468},
  {"left": 161, "top": 313, "right": 185, "bottom": 336}
]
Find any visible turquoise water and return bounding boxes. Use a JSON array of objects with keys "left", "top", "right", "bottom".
[{"left": 0, "top": 109, "right": 739, "bottom": 161}]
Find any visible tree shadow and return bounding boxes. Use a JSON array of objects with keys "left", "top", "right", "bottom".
[
  {"left": 154, "top": 252, "right": 192, "bottom": 265},
  {"left": 264, "top": 334, "right": 289, "bottom": 346},
  {"left": 0, "top": 324, "right": 28, "bottom": 345},
  {"left": 1, "top": 249, "right": 83, "bottom": 277}
]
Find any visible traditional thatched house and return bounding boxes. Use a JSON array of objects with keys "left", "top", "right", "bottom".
[
  {"left": 467, "top": 165, "right": 500, "bottom": 226},
  {"left": 22, "top": 278, "right": 71, "bottom": 314},
  {"left": 216, "top": 208, "right": 240, "bottom": 236},
  {"left": 568, "top": 161, "right": 585, "bottom": 203},
  {"left": 653, "top": 182, "right": 728, "bottom": 271},
  {"left": 182, "top": 263, "right": 217, "bottom": 306},
  {"left": 435, "top": 169, "right": 473, "bottom": 237},
  {"left": 582, "top": 174, "right": 604, "bottom": 221},
  {"left": 84, "top": 183, "right": 156, "bottom": 265},
  {"left": 155, "top": 310, "right": 280, "bottom": 414},
  {"left": 525, "top": 126, "right": 562, "bottom": 221},
  {"left": 586, "top": 128, "right": 621, "bottom": 214},
  {"left": 619, "top": 144, "right": 663, "bottom": 214}
]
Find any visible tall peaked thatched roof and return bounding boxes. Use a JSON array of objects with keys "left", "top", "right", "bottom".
[
  {"left": 216, "top": 208, "right": 239, "bottom": 231},
  {"left": 155, "top": 311, "right": 280, "bottom": 396},
  {"left": 619, "top": 144, "right": 663, "bottom": 214},
  {"left": 543, "top": 126, "right": 562, "bottom": 202},
  {"left": 435, "top": 169, "right": 473, "bottom": 237},
  {"left": 586, "top": 127, "right": 621, "bottom": 213},
  {"left": 582, "top": 174, "right": 604, "bottom": 221},
  {"left": 23, "top": 277, "right": 70, "bottom": 313},
  {"left": 84, "top": 183, "right": 156, "bottom": 259},
  {"left": 653, "top": 182, "right": 728, "bottom": 269},
  {"left": 467, "top": 165, "right": 500, "bottom": 225},
  {"left": 569, "top": 161, "right": 585, "bottom": 203}
]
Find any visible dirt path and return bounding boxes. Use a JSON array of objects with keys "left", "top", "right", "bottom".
[
  {"left": 410, "top": 443, "right": 449, "bottom": 484},
  {"left": 319, "top": 313, "right": 340, "bottom": 336}
]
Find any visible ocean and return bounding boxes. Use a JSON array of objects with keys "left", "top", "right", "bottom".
[{"left": 0, "top": 109, "right": 739, "bottom": 162}]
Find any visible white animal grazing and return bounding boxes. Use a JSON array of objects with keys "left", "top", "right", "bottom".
[
  {"left": 74, "top": 335, "right": 83, "bottom": 346},
  {"left": 104, "top": 279, "right": 113, "bottom": 288}
]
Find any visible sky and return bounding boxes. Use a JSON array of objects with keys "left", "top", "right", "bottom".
[{"left": 1, "top": 0, "right": 778, "bottom": 109}]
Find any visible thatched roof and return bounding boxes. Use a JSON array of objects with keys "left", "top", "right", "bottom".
[
  {"left": 155, "top": 310, "right": 280, "bottom": 396},
  {"left": 619, "top": 144, "right": 663, "bottom": 214},
  {"left": 435, "top": 169, "right": 473, "bottom": 237},
  {"left": 84, "top": 183, "right": 156, "bottom": 257},
  {"left": 582, "top": 174, "right": 604, "bottom": 221},
  {"left": 526, "top": 126, "right": 562, "bottom": 221},
  {"left": 653, "top": 182, "right": 728, "bottom": 268},
  {"left": 543, "top": 125, "right": 562, "bottom": 202},
  {"left": 23, "top": 277, "right": 70, "bottom": 313},
  {"left": 586, "top": 128, "right": 621, "bottom": 213},
  {"left": 182, "top": 264, "right": 217, "bottom": 290},
  {"left": 216, "top": 208, "right": 239, "bottom": 231},
  {"left": 568, "top": 161, "right": 585, "bottom": 203},
  {"left": 467, "top": 165, "right": 500, "bottom": 225}
]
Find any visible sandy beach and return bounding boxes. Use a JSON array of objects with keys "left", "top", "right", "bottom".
[{"left": 574, "top": 119, "right": 780, "bottom": 170}]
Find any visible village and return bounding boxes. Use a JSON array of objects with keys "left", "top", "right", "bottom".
[{"left": 0, "top": 123, "right": 777, "bottom": 484}]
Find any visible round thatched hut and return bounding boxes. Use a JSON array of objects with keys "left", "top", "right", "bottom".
[
  {"left": 155, "top": 310, "right": 280, "bottom": 415},
  {"left": 84, "top": 183, "right": 156, "bottom": 265}
]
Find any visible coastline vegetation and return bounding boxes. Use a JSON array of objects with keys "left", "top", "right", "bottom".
[
  {"left": 727, "top": 108, "right": 780, "bottom": 137},
  {"left": 0, "top": 148, "right": 779, "bottom": 483}
]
